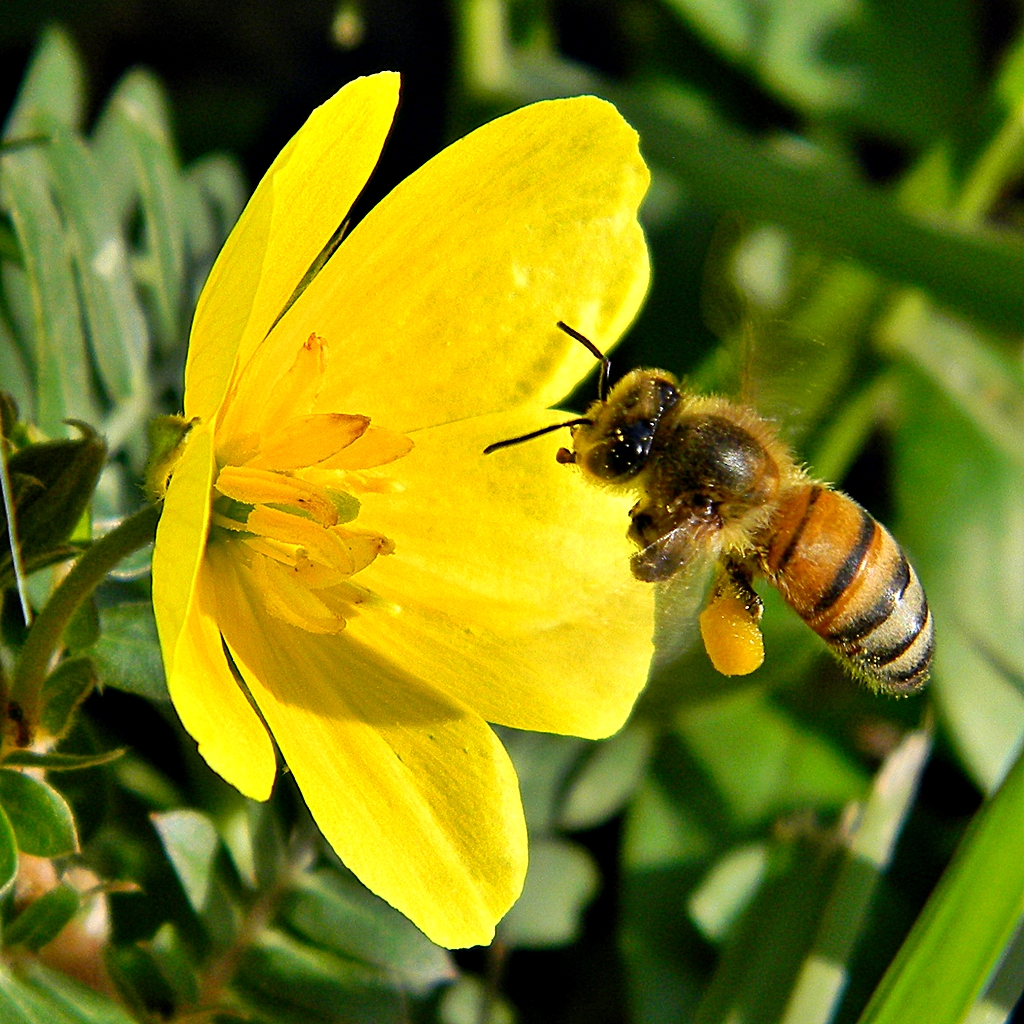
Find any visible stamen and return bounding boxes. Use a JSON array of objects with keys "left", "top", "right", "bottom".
[
  {"left": 318, "top": 426, "right": 413, "bottom": 470},
  {"left": 250, "top": 553, "right": 346, "bottom": 634},
  {"left": 246, "top": 505, "right": 358, "bottom": 573},
  {"left": 245, "top": 412, "right": 370, "bottom": 471},
  {"left": 216, "top": 466, "right": 340, "bottom": 527},
  {"left": 240, "top": 534, "right": 302, "bottom": 567},
  {"left": 211, "top": 512, "right": 251, "bottom": 532}
]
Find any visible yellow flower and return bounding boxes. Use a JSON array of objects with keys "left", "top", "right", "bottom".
[{"left": 151, "top": 72, "right": 653, "bottom": 948}]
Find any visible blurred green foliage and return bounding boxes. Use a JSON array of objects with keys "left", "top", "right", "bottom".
[{"left": 2, "top": 2, "right": 1024, "bottom": 1022}]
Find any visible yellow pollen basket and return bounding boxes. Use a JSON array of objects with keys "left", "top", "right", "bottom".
[{"left": 699, "top": 594, "right": 765, "bottom": 676}]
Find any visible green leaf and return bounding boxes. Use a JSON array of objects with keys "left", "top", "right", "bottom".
[
  {"left": 150, "top": 808, "right": 219, "bottom": 914},
  {"left": 880, "top": 295, "right": 1024, "bottom": 472},
  {"left": 778, "top": 726, "right": 933, "bottom": 1024},
  {"left": 623, "top": 778, "right": 714, "bottom": 871},
  {"left": 498, "top": 836, "right": 599, "bottom": 949},
  {"left": 93, "top": 70, "right": 184, "bottom": 353},
  {"left": 676, "top": 689, "right": 867, "bottom": 828},
  {"left": 39, "top": 123, "right": 148, "bottom": 416},
  {"left": 661, "top": 0, "right": 976, "bottom": 143},
  {"left": 0, "top": 769, "right": 77, "bottom": 856},
  {"left": 281, "top": 869, "right": 454, "bottom": 994},
  {"left": 2, "top": 27, "right": 83, "bottom": 138},
  {"left": 967, "top": 920, "right": 1024, "bottom": 1023},
  {"left": 894, "top": 371, "right": 1024, "bottom": 792},
  {"left": 499, "top": 729, "right": 587, "bottom": 833},
  {"left": 2, "top": 749, "right": 126, "bottom": 771},
  {"left": 0, "top": 802, "right": 20, "bottom": 897},
  {"left": 5, "top": 883, "right": 80, "bottom": 950},
  {"left": 234, "top": 929, "right": 406, "bottom": 1024},
  {"left": 857, "top": 745, "right": 1024, "bottom": 1024},
  {"left": 113, "top": 755, "right": 183, "bottom": 811},
  {"left": 39, "top": 656, "right": 96, "bottom": 739},
  {"left": 694, "top": 837, "right": 845, "bottom": 1024},
  {"left": 148, "top": 923, "right": 199, "bottom": 1006},
  {"left": 688, "top": 842, "right": 769, "bottom": 943},
  {"left": 439, "top": 975, "right": 515, "bottom": 1024},
  {"left": 10, "top": 960, "right": 138, "bottom": 1024},
  {"left": 89, "top": 602, "right": 167, "bottom": 702},
  {"left": 807, "top": 372, "right": 898, "bottom": 483},
  {"left": 559, "top": 723, "right": 654, "bottom": 831},
  {"left": 0, "top": 428, "right": 106, "bottom": 591},
  {"left": 249, "top": 798, "right": 288, "bottom": 890},
  {"left": 181, "top": 154, "right": 246, "bottom": 269},
  {"left": 0, "top": 961, "right": 80, "bottom": 1024},
  {"left": 63, "top": 596, "right": 100, "bottom": 653},
  {"left": 0, "top": 151, "right": 96, "bottom": 436},
  {"left": 104, "top": 944, "right": 176, "bottom": 1021},
  {"left": 0, "top": 313, "right": 32, "bottom": 418}
]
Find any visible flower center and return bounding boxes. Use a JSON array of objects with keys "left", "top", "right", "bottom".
[{"left": 208, "top": 335, "right": 413, "bottom": 634}]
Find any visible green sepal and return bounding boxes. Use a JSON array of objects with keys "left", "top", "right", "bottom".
[
  {"left": 1, "top": 748, "right": 125, "bottom": 771},
  {"left": 0, "top": 769, "right": 78, "bottom": 856},
  {"left": 4, "top": 882, "right": 80, "bottom": 950},
  {"left": 0, "top": 423, "right": 106, "bottom": 591},
  {"left": 38, "top": 655, "right": 96, "bottom": 739},
  {"left": 145, "top": 415, "right": 194, "bottom": 501}
]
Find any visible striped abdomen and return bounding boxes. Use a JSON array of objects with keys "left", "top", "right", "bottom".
[{"left": 765, "top": 485, "right": 932, "bottom": 694}]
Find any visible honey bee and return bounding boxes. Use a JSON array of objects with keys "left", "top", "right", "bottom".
[{"left": 485, "top": 322, "right": 933, "bottom": 695}]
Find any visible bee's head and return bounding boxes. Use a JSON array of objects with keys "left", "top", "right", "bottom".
[
  {"left": 483, "top": 323, "right": 678, "bottom": 468},
  {"left": 570, "top": 369, "right": 680, "bottom": 483}
]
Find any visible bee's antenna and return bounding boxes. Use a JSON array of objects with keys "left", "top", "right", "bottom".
[
  {"left": 483, "top": 418, "right": 592, "bottom": 455},
  {"left": 557, "top": 321, "right": 611, "bottom": 402}
]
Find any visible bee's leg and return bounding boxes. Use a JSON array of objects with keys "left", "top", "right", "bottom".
[{"left": 717, "top": 558, "right": 764, "bottom": 622}]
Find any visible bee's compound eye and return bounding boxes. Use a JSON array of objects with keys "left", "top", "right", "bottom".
[{"left": 597, "top": 420, "right": 657, "bottom": 479}]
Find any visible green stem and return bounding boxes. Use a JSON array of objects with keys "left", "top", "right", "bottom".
[
  {"left": 957, "top": 100, "right": 1024, "bottom": 225},
  {"left": 857, "top": 740, "right": 1024, "bottom": 1024},
  {"left": 7, "top": 503, "right": 161, "bottom": 746}
]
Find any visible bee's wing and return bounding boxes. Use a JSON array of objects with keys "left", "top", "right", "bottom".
[{"left": 650, "top": 549, "right": 716, "bottom": 672}]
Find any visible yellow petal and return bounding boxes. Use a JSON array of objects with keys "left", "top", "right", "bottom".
[
  {"left": 226, "top": 95, "right": 650, "bottom": 434},
  {"left": 169, "top": 556, "right": 278, "bottom": 797},
  {"left": 185, "top": 73, "right": 400, "bottom": 423},
  {"left": 153, "top": 422, "right": 216, "bottom": 682},
  {"left": 345, "top": 409, "right": 655, "bottom": 738},
  {"left": 208, "top": 546, "right": 527, "bottom": 948}
]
